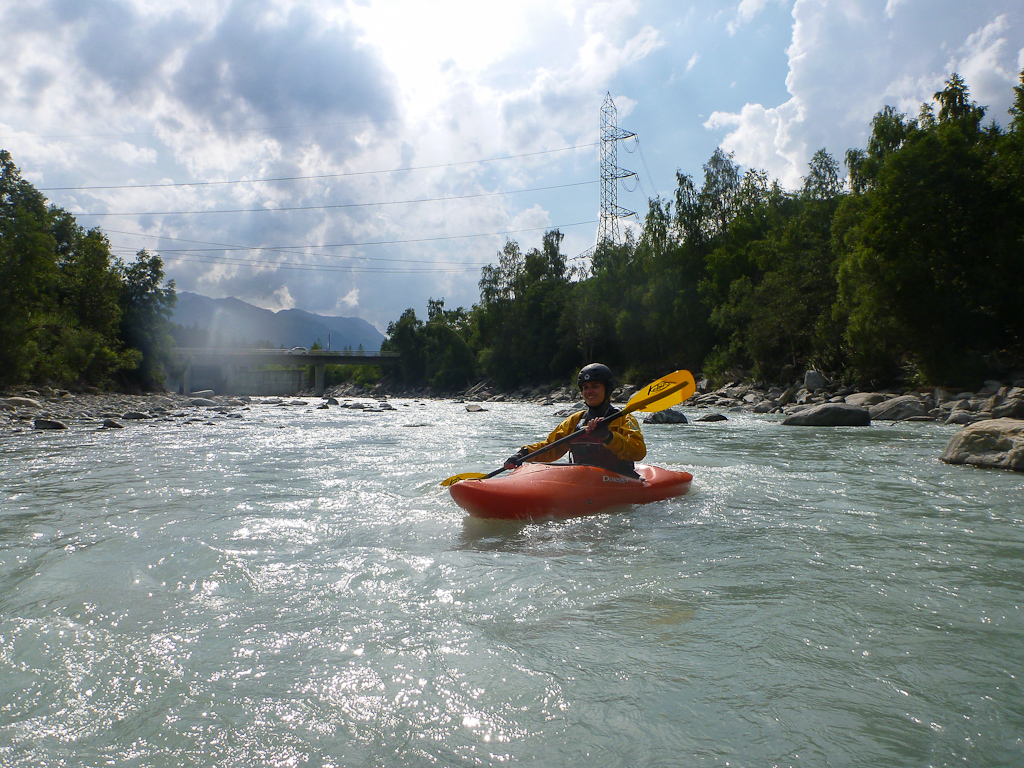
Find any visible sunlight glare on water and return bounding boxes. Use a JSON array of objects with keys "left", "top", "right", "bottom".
[{"left": 1, "top": 399, "right": 1022, "bottom": 767}]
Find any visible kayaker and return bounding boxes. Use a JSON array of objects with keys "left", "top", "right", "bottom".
[{"left": 504, "top": 363, "right": 646, "bottom": 476}]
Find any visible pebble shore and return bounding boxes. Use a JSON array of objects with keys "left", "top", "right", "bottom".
[
  {"left": 5, "top": 374, "right": 1024, "bottom": 435},
  {"left": 0, "top": 386, "right": 393, "bottom": 435}
]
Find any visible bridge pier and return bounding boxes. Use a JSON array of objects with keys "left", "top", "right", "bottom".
[{"left": 314, "top": 363, "right": 325, "bottom": 396}]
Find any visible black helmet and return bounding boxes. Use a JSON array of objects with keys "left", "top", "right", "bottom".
[{"left": 577, "top": 363, "right": 614, "bottom": 389}]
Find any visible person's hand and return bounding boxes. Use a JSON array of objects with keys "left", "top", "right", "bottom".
[
  {"left": 584, "top": 420, "right": 612, "bottom": 443},
  {"left": 504, "top": 448, "right": 528, "bottom": 469}
]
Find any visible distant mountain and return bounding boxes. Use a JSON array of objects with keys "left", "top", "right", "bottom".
[{"left": 172, "top": 292, "right": 386, "bottom": 350}]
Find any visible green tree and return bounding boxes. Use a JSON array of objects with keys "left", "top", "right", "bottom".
[
  {"left": 0, "top": 149, "right": 59, "bottom": 384},
  {"left": 835, "top": 73, "right": 1024, "bottom": 383},
  {"left": 474, "top": 231, "right": 573, "bottom": 386},
  {"left": 382, "top": 307, "right": 426, "bottom": 384},
  {"left": 699, "top": 150, "right": 842, "bottom": 381},
  {"left": 117, "top": 250, "right": 176, "bottom": 389},
  {"left": 49, "top": 216, "right": 133, "bottom": 384}
]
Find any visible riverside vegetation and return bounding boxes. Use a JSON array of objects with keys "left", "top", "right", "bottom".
[{"left": 2, "top": 73, "right": 1023, "bottom": 411}]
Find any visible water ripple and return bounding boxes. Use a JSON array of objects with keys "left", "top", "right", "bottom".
[{"left": 1, "top": 402, "right": 1022, "bottom": 766}]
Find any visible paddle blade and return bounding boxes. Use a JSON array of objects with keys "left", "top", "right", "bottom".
[
  {"left": 624, "top": 369, "right": 696, "bottom": 413},
  {"left": 441, "top": 472, "right": 487, "bottom": 487}
]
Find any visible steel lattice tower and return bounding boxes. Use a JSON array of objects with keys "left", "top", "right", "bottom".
[{"left": 596, "top": 92, "right": 637, "bottom": 247}]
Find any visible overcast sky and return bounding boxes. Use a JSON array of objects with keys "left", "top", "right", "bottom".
[{"left": 3, "top": 0, "right": 1022, "bottom": 334}]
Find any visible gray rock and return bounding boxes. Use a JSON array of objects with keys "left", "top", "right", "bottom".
[
  {"left": 777, "top": 387, "right": 797, "bottom": 406},
  {"left": 644, "top": 408, "right": 688, "bottom": 424},
  {"left": 869, "top": 395, "right": 928, "bottom": 421},
  {"left": 940, "top": 417, "right": 1024, "bottom": 472},
  {"left": 943, "top": 398, "right": 973, "bottom": 413},
  {"left": 121, "top": 411, "right": 150, "bottom": 420},
  {"left": 804, "top": 370, "right": 828, "bottom": 391},
  {"left": 946, "top": 411, "right": 989, "bottom": 426},
  {"left": 34, "top": 418, "right": 68, "bottom": 430},
  {"left": 466, "top": 404, "right": 488, "bottom": 412},
  {"left": 978, "top": 380, "right": 1003, "bottom": 396},
  {"left": 782, "top": 403, "right": 871, "bottom": 427},
  {"left": 991, "top": 398, "right": 1024, "bottom": 420},
  {"left": 4, "top": 397, "right": 43, "bottom": 409},
  {"left": 696, "top": 413, "right": 728, "bottom": 422},
  {"left": 102, "top": 419, "right": 125, "bottom": 429},
  {"left": 190, "top": 398, "right": 218, "bottom": 407},
  {"left": 845, "top": 392, "right": 886, "bottom": 407},
  {"left": 189, "top": 389, "right": 215, "bottom": 397}
]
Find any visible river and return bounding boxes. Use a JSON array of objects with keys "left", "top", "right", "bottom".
[{"left": 1, "top": 399, "right": 1022, "bottom": 767}]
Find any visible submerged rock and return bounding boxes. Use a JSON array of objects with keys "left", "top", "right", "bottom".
[
  {"left": 782, "top": 403, "right": 871, "bottom": 427},
  {"left": 940, "top": 418, "right": 1024, "bottom": 472}
]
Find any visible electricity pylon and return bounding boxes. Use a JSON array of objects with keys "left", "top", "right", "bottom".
[{"left": 596, "top": 92, "right": 637, "bottom": 247}]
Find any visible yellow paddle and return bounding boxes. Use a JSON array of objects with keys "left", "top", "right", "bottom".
[{"left": 441, "top": 369, "right": 696, "bottom": 487}]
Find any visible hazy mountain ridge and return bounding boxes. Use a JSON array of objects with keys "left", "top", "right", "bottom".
[{"left": 172, "top": 292, "right": 386, "bottom": 350}]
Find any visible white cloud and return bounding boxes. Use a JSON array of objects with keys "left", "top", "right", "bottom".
[
  {"left": 268, "top": 285, "right": 296, "bottom": 312},
  {"left": 106, "top": 142, "right": 158, "bottom": 166},
  {"left": 728, "top": 0, "right": 776, "bottom": 35},
  {"left": 338, "top": 288, "right": 360, "bottom": 310},
  {"left": 705, "top": 0, "right": 1024, "bottom": 189},
  {"left": 948, "top": 15, "right": 1020, "bottom": 112},
  {"left": 3, "top": 0, "right": 1020, "bottom": 331}
]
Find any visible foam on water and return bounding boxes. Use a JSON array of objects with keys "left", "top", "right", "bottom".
[{"left": 2, "top": 401, "right": 1022, "bottom": 766}]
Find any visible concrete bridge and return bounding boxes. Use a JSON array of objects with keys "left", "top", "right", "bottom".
[{"left": 173, "top": 348, "right": 400, "bottom": 396}]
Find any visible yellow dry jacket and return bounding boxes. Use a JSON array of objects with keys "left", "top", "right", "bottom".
[{"left": 521, "top": 408, "right": 646, "bottom": 475}]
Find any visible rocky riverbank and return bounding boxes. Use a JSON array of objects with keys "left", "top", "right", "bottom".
[
  {"left": 6, "top": 371, "right": 1024, "bottom": 471},
  {"left": 325, "top": 371, "right": 1024, "bottom": 426},
  {"left": 0, "top": 386, "right": 393, "bottom": 435},
  {"left": 324, "top": 373, "right": 1024, "bottom": 473}
]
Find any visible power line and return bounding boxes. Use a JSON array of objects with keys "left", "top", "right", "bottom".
[
  {"left": 161, "top": 254, "right": 482, "bottom": 274},
  {"left": 72, "top": 180, "right": 597, "bottom": 217},
  {"left": 7, "top": 95, "right": 598, "bottom": 143},
  {"left": 109, "top": 220, "right": 599, "bottom": 273},
  {"left": 38, "top": 143, "right": 599, "bottom": 192}
]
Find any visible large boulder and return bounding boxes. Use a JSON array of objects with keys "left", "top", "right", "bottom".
[
  {"left": 869, "top": 395, "right": 928, "bottom": 421},
  {"left": 782, "top": 403, "right": 871, "bottom": 426},
  {"left": 945, "top": 410, "right": 990, "bottom": 426},
  {"left": 644, "top": 409, "right": 688, "bottom": 424},
  {"left": 3, "top": 397, "right": 42, "bottom": 409},
  {"left": 803, "top": 370, "right": 828, "bottom": 392},
  {"left": 34, "top": 418, "right": 68, "bottom": 430},
  {"left": 989, "top": 396, "right": 1024, "bottom": 420},
  {"left": 696, "top": 413, "right": 728, "bottom": 422},
  {"left": 844, "top": 392, "right": 886, "bottom": 407},
  {"left": 940, "top": 418, "right": 1024, "bottom": 472}
]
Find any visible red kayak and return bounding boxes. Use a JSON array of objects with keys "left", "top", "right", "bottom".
[{"left": 449, "top": 462, "right": 693, "bottom": 520}]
